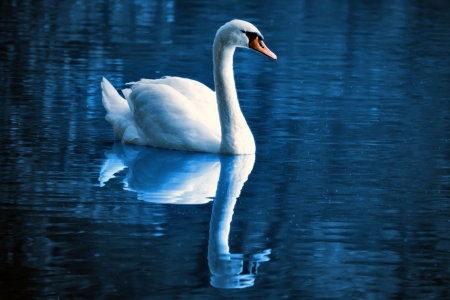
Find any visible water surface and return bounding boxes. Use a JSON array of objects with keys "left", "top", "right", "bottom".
[{"left": 1, "top": 0, "right": 450, "bottom": 299}]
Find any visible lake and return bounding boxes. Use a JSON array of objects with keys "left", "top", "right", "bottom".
[{"left": 1, "top": 0, "right": 449, "bottom": 299}]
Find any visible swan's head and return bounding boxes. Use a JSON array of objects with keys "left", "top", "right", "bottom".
[{"left": 215, "top": 19, "right": 277, "bottom": 60}]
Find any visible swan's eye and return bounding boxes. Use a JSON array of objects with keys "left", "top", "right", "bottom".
[
  {"left": 244, "top": 31, "right": 264, "bottom": 43},
  {"left": 241, "top": 30, "right": 246, "bottom": 33}
]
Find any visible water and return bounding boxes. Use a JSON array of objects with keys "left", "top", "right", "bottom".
[{"left": 1, "top": 0, "right": 450, "bottom": 299}]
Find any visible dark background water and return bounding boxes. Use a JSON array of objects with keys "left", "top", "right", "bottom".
[{"left": 1, "top": 0, "right": 450, "bottom": 299}]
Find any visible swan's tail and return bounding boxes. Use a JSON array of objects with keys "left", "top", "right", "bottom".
[
  {"left": 101, "top": 77, "right": 143, "bottom": 144},
  {"left": 101, "top": 77, "right": 131, "bottom": 126}
]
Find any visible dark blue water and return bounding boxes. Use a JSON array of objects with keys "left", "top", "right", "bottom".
[{"left": 1, "top": 0, "right": 450, "bottom": 299}]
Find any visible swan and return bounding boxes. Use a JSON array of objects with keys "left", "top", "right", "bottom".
[{"left": 101, "top": 19, "right": 276, "bottom": 154}]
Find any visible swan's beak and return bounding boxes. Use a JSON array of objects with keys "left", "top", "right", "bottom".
[{"left": 249, "top": 37, "right": 277, "bottom": 60}]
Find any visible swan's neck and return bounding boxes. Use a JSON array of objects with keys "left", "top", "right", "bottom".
[{"left": 213, "top": 41, "right": 255, "bottom": 154}]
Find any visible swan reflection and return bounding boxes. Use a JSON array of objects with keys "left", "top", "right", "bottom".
[
  {"left": 99, "top": 142, "right": 270, "bottom": 288},
  {"left": 99, "top": 142, "right": 220, "bottom": 204}
]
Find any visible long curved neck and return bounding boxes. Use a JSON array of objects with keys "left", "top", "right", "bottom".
[{"left": 213, "top": 39, "right": 254, "bottom": 154}]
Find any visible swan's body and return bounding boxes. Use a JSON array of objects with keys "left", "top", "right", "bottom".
[{"left": 101, "top": 20, "right": 276, "bottom": 154}]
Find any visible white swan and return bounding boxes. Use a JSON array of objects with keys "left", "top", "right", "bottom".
[{"left": 101, "top": 19, "right": 276, "bottom": 154}]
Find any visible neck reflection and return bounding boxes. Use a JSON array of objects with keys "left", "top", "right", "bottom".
[{"left": 208, "top": 155, "right": 270, "bottom": 289}]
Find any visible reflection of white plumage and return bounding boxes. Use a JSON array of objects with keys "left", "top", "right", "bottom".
[
  {"left": 98, "top": 143, "right": 220, "bottom": 204},
  {"left": 101, "top": 19, "right": 276, "bottom": 154}
]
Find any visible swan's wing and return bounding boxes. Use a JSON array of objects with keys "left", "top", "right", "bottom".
[
  {"left": 154, "top": 76, "right": 215, "bottom": 104},
  {"left": 128, "top": 83, "right": 221, "bottom": 153},
  {"left": 129, "top": 77, "right": 220, "bottom": 132},
  {"left": 130, "top": 76, "right": 214, "bottom": 103}
]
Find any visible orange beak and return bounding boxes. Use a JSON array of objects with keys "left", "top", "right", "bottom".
[{"left": 248, "top": 35, "right": 277, "bottom": 60}]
